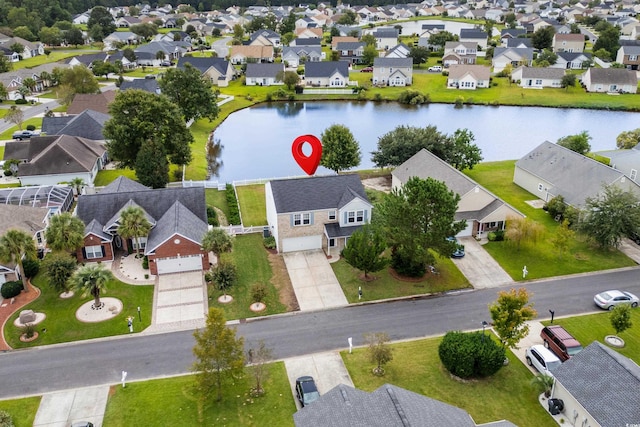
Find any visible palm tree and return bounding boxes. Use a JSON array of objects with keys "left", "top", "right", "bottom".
[
  {"left": 531, "top": 373, "right": 555, "bottom": 398},
  {"left": 69, "top": 177, "right": 85, "bottom": 197},
  {"left": 39, "top": 71, "right": 51, "bottom": 88},
  {"left": 118, "top": 206, "right": 152, "bottom": 258},
  {"left": 201, "top": 228, "right": 233, "bottom": 261},
  {"left": 23, "top": 77, "right": 37, "bottom": 93},
  {"left": 69, "top": 264, "right": 114, "bottom": 309},
  {"left": 17, "top": 85, "right": 31, "bottom": 101},
  {"left": 0, "top": 229, "right": 37, "bottom": 292},
  {"left": 45, "top": 212, "right": 85, "bottom": 253}
]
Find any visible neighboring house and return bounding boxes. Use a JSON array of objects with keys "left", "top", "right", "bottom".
[
  {"left": 514, "top": 141, "right": 640, "bottom": 207},
  {"left": 552, "top": 52, "right": 591, "bottom": 70},
  {"left": 294, "top": 383, "right": 517, "bottom": 427},
  {"left": 290, "top": 38, "right": 322, "bottom": 47},
  {"left": 511, "top": 66, "right": 564, "bottom": 88},
  {"left": 176, "top": 56, "right": 235, "bottom": 87},
  {"left": 120, "top": 78, "right": 161, "bottom": 94},
  {"left": 492, "top": 47, "right": 534, "bottom": 72},
  {"left": 500, "top": 28, "right": 526, "bottom": 44},
  {"left": 443, "top": 41, "right": 477, "bottom": 67},
  {"left": 42, "top": 109, "right": 110, "bottom": 140},
  {"left": 385, "top": 43, "right": 410, "bottom": 59},
  {"left": 616, "top": 45, "right": 640, "bottom": 70},
  {"left": 335, "top": 41, "right": 365, "bottom": 64},
  {"left": 459, "top": 28, "right": 488, "bottom": 50},
  {"left": 134, "top": 40, "right": 190, "bottom": 66},
  {"left": 116, "top": 16, "right": 141, "bottom": 27},
  {"left": 3, "top": 135, "right": 108, "bottom": 187},
  {"left": 281, "top": 46, "right": 323, "bottom": 68},
  {"left": 372, "top": 57, "right": 413, "bottom": 86},
  {"left": 106, "top": 50, "right": 136, "bottom": 70},
  {"left": 249, "top": 29, "right": 281, "bottom": 47},
  {"left": 372, "top": 28, "right": 399, "bottom": 50},
  {"left": 229, "top": 45, "right": 274, "bottom": 64},
  {"left": 265, "top": 174, "right": 373, "bottom": 254},
  {"left": 505, "top": 38, "right": 532, "bottom": 49},
  {"left": 551, "top": 341, "right": 640, "bottom": 427},
  {"left": 446, "top": 64, "right": 491, "bottom": 89},
  {"left": 552, "top": 33, "right": 585, "bottom": 53},
  {"left": 66, "top": 53, "right": 109, "bottom": 68},
  {"left": 295, "top": 27, "right": 323, "bottom": 39},
  {"left": 67, "top": 90, "right": 117, "bottom": 115},
  {"left": 581, "top": 67, "right": 638, "bottom": 93},
  {"left": 0, "top": 36, "right": 44, "bottom": 59},
  {"left": 331, "top": 36, "right": 359, "bottom": 50},
  {"left": 392, "top": 149, "right": 523, "bottom": 237},
  {"left": 103, "top": 31, "right": 141, "bottom": 50},
  {"left": 598, "top": 144, "right": 640, "bottom": 182},
  {"left": 304, "top": 61, "right": 350, "bottom": 87},
  {"left": 75, "top": 177, "right": 209, "bottom": 275},
  {"left": 245, "top": 63, "right": 285, "bottom": 86}
]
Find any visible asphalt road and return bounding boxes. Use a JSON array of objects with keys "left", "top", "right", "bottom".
[{"left": 1, "top": 267, "right": 639, "bottom": 399}]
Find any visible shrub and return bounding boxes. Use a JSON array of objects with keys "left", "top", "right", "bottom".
[
  {"left": 204, "top": 271, "right": 214, "bottom": 284},
  {"left": 142, "top": 256, "right": 149, "bottom": 270},
  {"left": 0, "top": 281, "right": 23, "bottom": 298},
  {"left": 3, "top": 170, "right": 12, "bottom": 176},
  {"left": 265, "top": 92, "right": 273, "bottom": 102},
  {"left": 487, "top": 230, "right": 505, "bottom": 241},
  {"left": 172, "top": 168, "right": 182, "bottom": 181},
  {"left": 15, "top": 98, "right": 27, "bottom": 104},
  {"left": 206, "top": 205, "right": 219, "bottom": 226},
  {"left": 22, "top": 259, "right": 40, "bottom": 278},
  {"left": 373, "top": 93, "right": 383, "bottom": 102},
  {"left": 397, "top": 90, "right": 430, "bottom": 105},
  {"left": 544, "top": 195, "right": 567, "bottom": 221},
  {"left": 251, "top": 283, "right": 268, "bottom": 303},
  {"left": 263, "top": 236, "right": 276, "bottom": 249},
  {"left": 391, "top": 249, "right": 425, "bottom": 277},
  {"left": 21, "top": 323, "right": 36, "bottom": 339},
  {"left": 454, "top": 96, "right": 464, "bottom": 107},
  {"left": 0, "top": 409, "right": 14, "bottom": 427},
  {"left": 438, "top": 331, "right": 506, "bottom": 379},
  {"left": 225, "top": 184, "right": 241, "bottom": 225},
  {"left": 212, "top": 260, "right": 237, "bottom": 291},
  {"left": 26, "top": 124, "right": 36, "bottom": 131}
]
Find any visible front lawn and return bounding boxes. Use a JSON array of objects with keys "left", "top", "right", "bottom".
[
  {"left": 0, "top": 117, "right": 43, "bottom": 140},
  {"left": 332, "top": 256, "right": 470, "bottom": 303},
  {"left": 94, "top": 168, "right": 137, "bottom": 186},
  {"left": 208, "top": 234, "right": 288, "bottom": 320},
  {"left": 103, "top": 363, "right": 295, "bottom": 426},
  {"left": 542, "top": 310, "right": 640, "bottom": 365},
  {"left": 0, "top": 396, "right": 40, "bottom": 427},
  {"left": 342, "top": 337, "right": 555, "bottom": 427},
  {"left": 465, "top": 161, "right": 636, "bottom": 280},
  {"left": 5, "top": 273, "right": 154, "bottom": 348},
  {"left": 236, "top": 184, "right": 267, "bottom": 226}
]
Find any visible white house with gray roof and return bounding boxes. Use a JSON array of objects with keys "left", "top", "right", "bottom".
[
  {"left": 581, "top": 67, "right": 638, "bottom": 93},
  {"left": 373, "top": 57, "right": 413, "bottom": 86},
  {"left": 514, "top": 141, "right": 640, "bottom": 207},
  {"left": 393, "top": 149, "right": 524, "bottom": 237},
  {"left": 245, "top": 63, "right": 284, "bottom": 86},
  {"left": 282, "top": 46, "right": 323, "bottom": 68},
  {"left": 511, "top": 66, "right": 564, "bottom": 88},
  {"left": 551, "top": 341, "right": 640, "bottom": 427},
  {"left": 265, "top": 175, "right": 372, "bottom": 254},
  {"left": 304, "top": 61, "right": 350, "bottom": 87}
]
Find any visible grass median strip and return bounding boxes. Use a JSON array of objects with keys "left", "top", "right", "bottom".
[{"left": 0, "top": 396, "right": 40, "bottom": 427}]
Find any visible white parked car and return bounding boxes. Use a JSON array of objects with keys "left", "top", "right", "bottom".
[
  {"left": 594, "top": 290, "right": 639, "bottom": 310},
  {"left": 428, "top": 65, "right": 443, "bottom": 72},
  {"left": 525, "top": 345, "right": 561, "bottom": 377}
]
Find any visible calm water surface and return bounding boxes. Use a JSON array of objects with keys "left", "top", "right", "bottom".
[{"left": 210, "top": 101, "right": 640, "bottom": 183}]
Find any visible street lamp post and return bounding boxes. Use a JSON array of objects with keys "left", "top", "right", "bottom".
[
  {"left": 137, "top": 306, "right": 141, "bottom": 322},
  {"left": 482, "top": 321, "right": 488, "bottom": 343}
]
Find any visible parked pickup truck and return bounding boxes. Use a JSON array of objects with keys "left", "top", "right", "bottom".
[{"left": 12, "top": 130, "right": 40, "bottom": 140}]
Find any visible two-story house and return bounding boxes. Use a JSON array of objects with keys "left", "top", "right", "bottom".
[
  {"left": 616, "top": 45, "right": 640, "bottom": 70},
  {"left": 443, "top": 41, "right": 477, "bottom": 67},
  {"left": 265, "top": 175, "right": 373, "bottom": 255},
  {"left": 552, "top": 33, "right": 585, "bottom": 53},
  {"left": 372, "top": 57, "right": 413, "bottom": 86}
]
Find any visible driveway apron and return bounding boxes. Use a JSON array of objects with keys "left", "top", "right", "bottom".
[
  {"left": 453, "top": 237, "right": 513, "bottom": 289},
  {"left": 151, "top": 271, "right": 207, "bottom": 330},
  {"left": 283, "top": 250, "right": 348, "bottom": 311},
  {"left": 33, "top": 386, "right": 109, "bottom": 427}
]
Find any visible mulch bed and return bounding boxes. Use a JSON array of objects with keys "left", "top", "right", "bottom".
[{"left": 0, "top": 280, "right": 41, "bottom": 351}]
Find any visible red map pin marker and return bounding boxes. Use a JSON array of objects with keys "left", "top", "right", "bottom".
[{"left": 292, "top": 134, "right": 323, "bottom": 175}]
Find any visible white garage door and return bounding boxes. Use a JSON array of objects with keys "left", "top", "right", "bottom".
[
  {"left": 457, "top": 220, "right": 473, "bottom": 237},
  {"left": 281, "top": 235, "right": 322, "bottom": 253},
  {"left": 156, "top": 255, "right": 202, "bottom": 275}
]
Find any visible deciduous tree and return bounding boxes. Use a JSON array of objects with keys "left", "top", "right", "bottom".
[
  {"left": 5, "top": 106, "right": 24, "bottom": 130},
  {"left": 375, "top": 177, "right": 465, "bottom": 277},
  {"left": 557, "top": 130, "right": 591, "bottom": 155},
  {"left": 409, "top": 46, "right": 429, "bottom": 66},
  {"left": 365, "top": 332, "right": 393, "bottom": 376},
  {"left": 446, "top": 128, "right": 483, "bottom": 170},
  {"left": 0, "top": 229, "right": 37, "bottom": 292},
  {"left": 362, "top": 44, "right": 378, "bottom": 65},
  {"left": 246, "top": 340, "right": 273, "bottom": 396},
  {"left": 551, "top": 219, "right": 574, "bottom": 259},
  {"left": 505, "top": 217, "right": 544, "bottom": 250},
  {"left": 610, "top": 304, "right": 632, "bottom": 336},
  {"left": 616, "top": 128, "right": 640, "bottom": 149},
  {"left": 192, "top": 308, "right": 245, "bottom": 402},
  {"left": 65, "top": 27, "right": 85, "bottom": 47},
  {"left": 579, "top": 184, "right": 640, "bottom": 248},
  {"left": 342, "top": 225, "right": 387, "bottom": 279},
  {"left": 135, "top": 138, "right": 169, "bottom": 188},
  {"left": 531, "top": 26, "right": 555, "bottom": 50},
  {"left": 320, "top": 124, "right": 361, "bottom": 173},
  {"left": 489, "top": 288, "right": 537, "bottom": 349},
  {"left": 593, "top": 23, "right": 620, "bottom": 61},
  {"left": 158, "top": 63, "right": 219, "bottom": 123},
  {"left": 45, "top": 212, "right": 85, "bottom": 253},
  {"left": 561, "top": 73, "right": 576, "bottom": 90},
  {"left": 87, "top": 6, "right": 116, "bottom": 42},
  {"left": 276, "top": 70, "right": 300, "bottom": 90},
  {"left": 104, "top": 89, "right": 193, "bottom": 170},
  {"left": 428, "top": 31, "right": 458, "bottom": 50}
]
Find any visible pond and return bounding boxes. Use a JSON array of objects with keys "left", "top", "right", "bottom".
[{"left": 209, "top": 101, "right": 640, "bottom": 183}]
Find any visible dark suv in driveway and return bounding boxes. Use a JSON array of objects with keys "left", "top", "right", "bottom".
[
  {"left": 540, "top": 325, "right": 582, "bottom": 361},
  {"left": 295, "top": 376, "right": 320, "bottom": 407}
]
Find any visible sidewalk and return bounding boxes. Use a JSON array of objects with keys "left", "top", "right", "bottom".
[{"left": 33, "top": 385, "right": 109, "bottom": 427}]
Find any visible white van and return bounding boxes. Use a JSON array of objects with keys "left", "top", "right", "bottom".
[{"left": 525, "top": 344, "right": 561, "bottom": 377}]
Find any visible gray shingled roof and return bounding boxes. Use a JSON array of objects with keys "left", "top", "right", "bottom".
[
  {"left": 42, "top": 109, "right": 110, "bottom": 140},
  {"left": 85, "top": 218, "right": 112, "bottom": 241},
  {"left": 269, "top": 175, "right": 369, "bottom": 214},
  {"left": 0, "top": 204, "right": 47, "bottom": 237},
  {"left": 335, "top": 41, "right": 364, "bottom": 50},
  {"left": 372, "top": 28, "right": 399, "bottom": 38},
  {"left": 374, "top": 57, "right": 412, "bottom": 67},
  {"left": 553, "top": 341, "right": 640, "bottom": 427},
  {"left": 585, "top": 67, "right": 638, "bottom": 85},
  {"left": 493, "top": 47, "right": 534, "bottom": 61},
  {"left": 101, "top": 176, "right": 149, "bottom": 194},
  {"left": 324, "top": 223, "right": 363, "bottom": 238},
  {"left": 516, "top": 141, "right": 639, "bottom": 207},
  {"left": 293, "top": 383, "right": 478, "bottom": 427},
  {"left": 517, "top": 66, "right": 565, "bottom": 79},
  {"left": 145, "top": 200, "right": 208, "bottom": 253},
  {"left": 304, "top": 61, "right": 350, "bottom": 78},
  {"left": 176, "top": 57, "right": 230, "bottom": 76},
  {"left": 245, "top": 62, "right": 284, "bottom": 78},
  {"left": 460, "top": 28, "right": 488, "bottom": 39},
  {"left": 557, "top": 51, "right": 591, "bottom": 61},
  {"left": 120, "top": 78, "right": 161, "bottom": 94}
]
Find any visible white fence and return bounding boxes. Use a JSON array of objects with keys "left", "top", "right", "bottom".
[
  {"left": 217, "top": 224, "right": 267, "bottom": 235},
  {"left": 303, "top": 88, "right": 356, "bottom": 95}
]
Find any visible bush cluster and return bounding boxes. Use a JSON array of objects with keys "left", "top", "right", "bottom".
[
  {"left": 251, "top": 283, "right": 268, "bottom": 303},
  {"left": 391, "top": 249, "right": 425, "bottom": 277},
  {"left": 0, "top": 281, "right": 23, "bottom": 299},
  {"left": 26, "top": 124, "right": 36, "bottom": 131},
  {"left": 225, "top": 184, "right": 241, "bottom": 225},
  {"left": 263, "top": 236, "right": 276, "bottom": 250},
  {"left": 206, "top": 206, "right": 219, "bottom": 226},
  {"left": 487, "top": 230, "right": 505, "bottom": 241},
  {"left": 15, "top": 98, "right": 27, "bottom": 104},
  {"left": 397, "top": 90, "right": 430, "bottom": 105},
  {"left": 142, "top": 256, "right": 149, "bottom": 270},
  {"left": 0, "top": 409, "right": 14, "bottom": 427},
  {"left": 23, "top": 259, "right": 40, "bottom": 278},
  {"left": 438, "top": 331, "right": 506, "bottom": 379}
]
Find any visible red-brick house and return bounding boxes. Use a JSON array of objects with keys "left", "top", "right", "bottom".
[{"left": 75, "top": 177, "right": 209, "bottom": 275}]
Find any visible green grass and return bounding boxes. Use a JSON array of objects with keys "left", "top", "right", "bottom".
[
  {"left": 209, "top": 234, "right": 287, "bottom": 320},
  {"left": 5, "top": 273, "right": 154, "bottom": 348},
  {"left": 464, "top": 161, "right": 636, "bottom": 280},
  {"left": 103, "top": 364, "right": 295, "bottom": 426},
  {"left": 94, "top": 168, "right": 137, "bottom": 186},
  {"left": 205, "top": 188, "right": 231, "bottom": 224},
  {"left": 0, "top": 117, "right": 43, "bottom": 140},
  {"left": 236, "top": 185, "right": 267, "bottom": 226},
  {"left": 0, "top": 183, "right": 20, "bottom": 188},
  {"left": 9, "top": 50, "right": 99, "bottom": 70},
  {"left": 0, "top": 396, "right": 40, "bottom": 427},
  {"left": 332, "top": 256, "right": 470, "bottom": 303},
  {"left": 542, "top": 310, "right": 640, "bottom": 364},
  {"left": 342, "top": 336, "right": 555, "bottom": 427}
]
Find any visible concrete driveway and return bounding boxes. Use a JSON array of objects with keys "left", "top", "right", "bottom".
[
  {"left": 33, "top": 386, "right": 109, "bottom": 427},
  {"left": 453, "top": 237, "right": 513, "bottom": 289},
  {"left": 283, "top": 250, "right": 348, "bottom": 311},
  {"left": 151, "top": 271, "right": 207, "bottom": 330},
  {"left": 284, "top": 352, "right": 354, "bottom": 409}
]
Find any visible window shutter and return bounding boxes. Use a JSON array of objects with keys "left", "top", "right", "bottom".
[
  {"left": 101, "top": 246, "right": 106, "bottom": 257},
  {"left": 310, "top": 212, "right": 314, "bottom": 225},
  {"left": 344, "top": 212, "right": 348, "bottom": 224},
  {"left": 290, "top": 214, "right": 294, "bottom": 226},
  {"left": 364, "top": 210, "right": 368, "bottom": 222},
  {"left": 81, "top": 248, "right": 86, "bottom": 259}
]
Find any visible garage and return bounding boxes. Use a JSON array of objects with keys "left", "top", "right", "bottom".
[
  {"left": 281, "top": 235, "right": 322, "bottom": 253},
  {"left": 457, "top": 220, "right": 474, "bottom": 237},
  {"left": 155, "top": 254, "right": 203, "bottom": 275}
]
